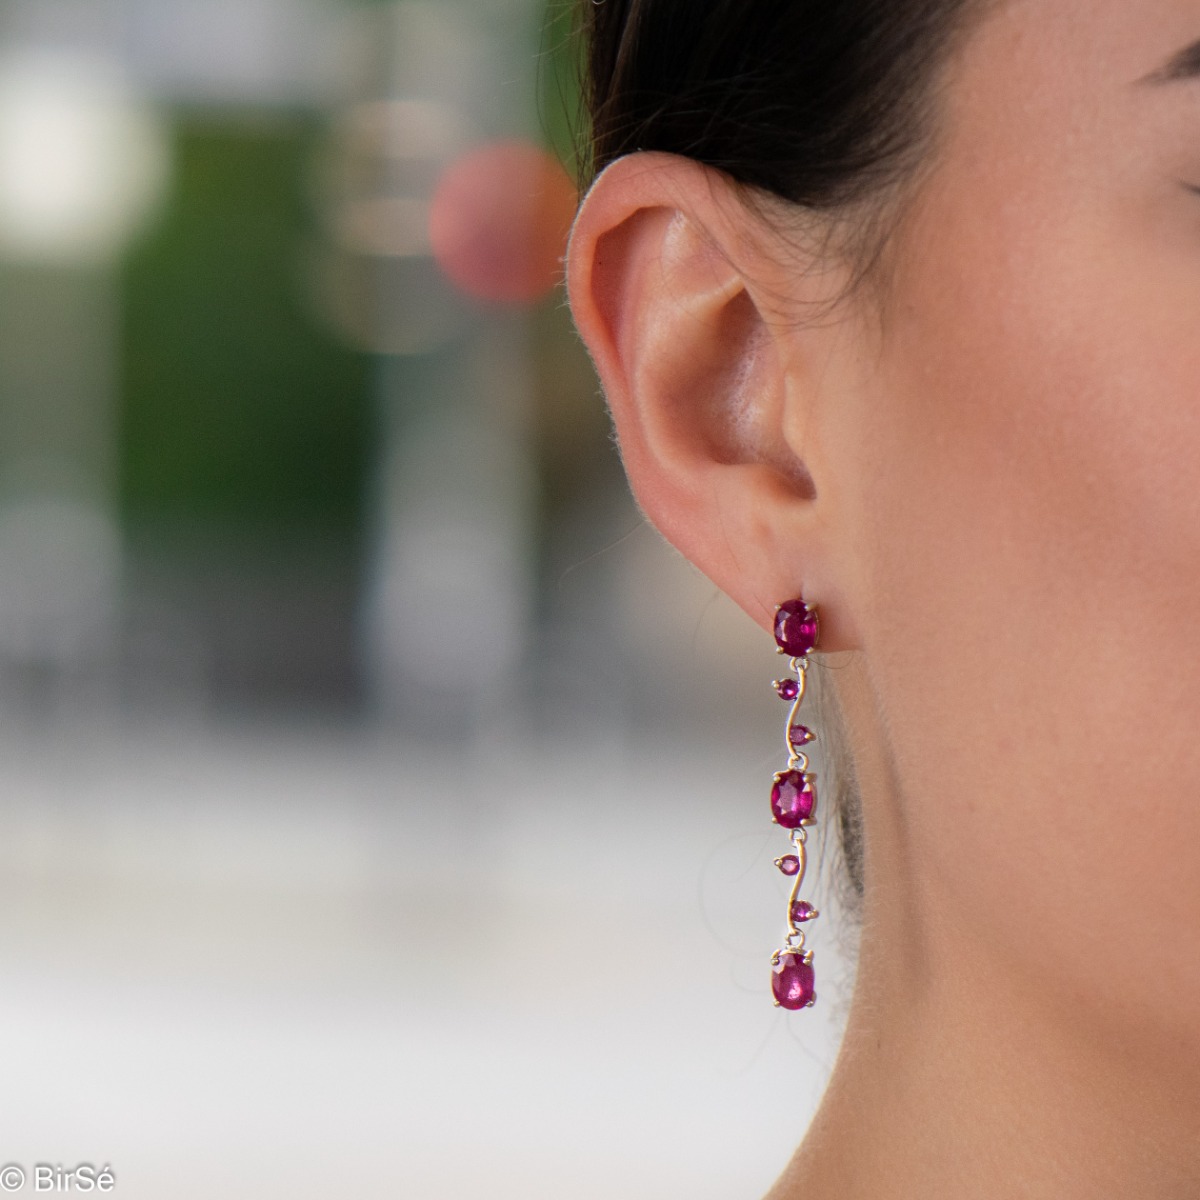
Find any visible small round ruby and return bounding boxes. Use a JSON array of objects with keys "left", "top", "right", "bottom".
[
  {"left": 774, "top": 599, "right": 818, "bottom": 658},
  {"left": 770, "top": 770, "right": 816, "bottom": 828},
  {"left": 790, "top": 900, "right": 817, "bottom": 923},
  {"left": 789, "top": 724, "right": 814, "bottom": 746},
  {"left": 776, "top": 855, "right": 800, "bottom": 876},
  {"left": 771, "top": 952, "right": 815, "bottom": 1009},
  {"left": 774, "top": 678, "right": 800, "bottom": 701}
]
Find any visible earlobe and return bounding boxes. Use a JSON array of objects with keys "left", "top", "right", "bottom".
[{"left": 566, "top": 152, "right": 857, "bottom": 649}]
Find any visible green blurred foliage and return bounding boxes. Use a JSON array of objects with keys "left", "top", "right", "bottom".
[
  {"left": 118, "top": 114, "right": 371, "bottom": 535},
  {"left": 537, "top": 0, "right": 586, "bottom": 184}
]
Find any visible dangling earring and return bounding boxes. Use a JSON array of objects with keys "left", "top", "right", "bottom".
[{"left": 768, "top": 596, "right": 820, "bottom": 1009}]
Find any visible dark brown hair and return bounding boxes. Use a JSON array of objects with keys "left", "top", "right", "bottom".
[{"left": 568, "top": 0, "right": 989, "bottom": 924}]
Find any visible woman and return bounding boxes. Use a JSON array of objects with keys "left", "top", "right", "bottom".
[{"left": 564, "top": 0, "right": 1200, "bottom": 1196}]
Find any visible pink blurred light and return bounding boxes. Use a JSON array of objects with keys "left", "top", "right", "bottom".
[{"left": 428, "top": 139, "right": 577, "bottom": 306}]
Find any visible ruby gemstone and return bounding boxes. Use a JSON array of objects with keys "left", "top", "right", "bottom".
[
  {"left": 776, "top": 854, "right": 800, "bottom": 876},
  {"left": 790, "top": 900, "right": 817, "bottom": 923},
  {"left": 770, "top": 770, "right": 816, "bottom": 828},
  {"left": 789, "top": 724, "right": 814, "bottom": 746},
  {"left": 774, "top": 678, "right": 800, "bottom": 701},
  {"left": 774, "top": 600, "right": 818, "bottom": 658},
  {"left": 772, "top": 952, "right": 815, "bottom": 1010}
]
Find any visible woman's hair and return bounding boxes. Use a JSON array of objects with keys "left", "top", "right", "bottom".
[{"left": 569, "top": 0, "right": 989, "bottom": 927}]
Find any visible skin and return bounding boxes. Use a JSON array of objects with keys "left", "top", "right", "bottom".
[{"left": 566, "top": 2, "right": 1200, "bottom": 1197}]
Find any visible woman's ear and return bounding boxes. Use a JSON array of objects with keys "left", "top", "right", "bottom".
[{"left": 566, "top": 151, "right": 860, "bottom": 650}]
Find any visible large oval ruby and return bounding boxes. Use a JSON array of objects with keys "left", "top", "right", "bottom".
[
  {"left": 774, "top": 600, "right": 818, "bottom": 658},
  {"left": 770, "top": 770, "right": 816, "bottom": 828},
  {"left": 772, "top": 951, "right": 815, "bottom": 1009}
]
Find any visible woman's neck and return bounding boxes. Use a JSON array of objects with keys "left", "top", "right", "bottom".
[{"left": 766, "top": 896, "right": 1200, "bottom": 1200}]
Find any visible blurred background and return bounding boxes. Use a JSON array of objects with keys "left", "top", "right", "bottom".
[{"left": 0, "top": 1, "right": 857, "bottom": 1195}]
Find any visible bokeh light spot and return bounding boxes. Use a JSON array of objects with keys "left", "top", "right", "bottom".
[{"left": 428, "top": 138, "right": 577, "bottom": 306}]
